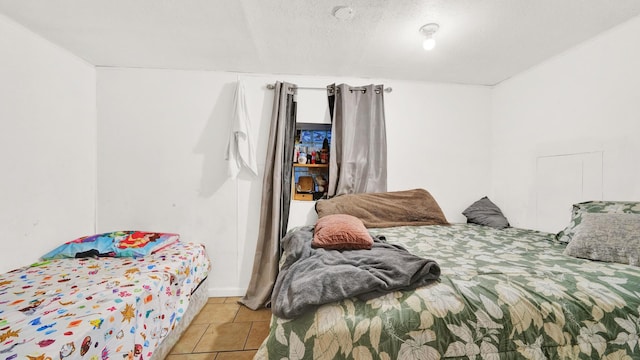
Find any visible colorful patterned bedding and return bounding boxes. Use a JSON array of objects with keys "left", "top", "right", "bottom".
[
  {"left": 255, "top": 223, "right": 640, "bottom": 359},
  {"left": 0, "top": 241, "right": 209, "bottom": 360}
]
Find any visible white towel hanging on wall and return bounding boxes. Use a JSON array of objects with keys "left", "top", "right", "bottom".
[{"left": 225, "top": 80, "right": 258, "bottom": 178}]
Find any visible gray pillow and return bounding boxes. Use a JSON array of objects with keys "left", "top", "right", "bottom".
[
  {"left": 564, "top": 213, "right": 640, "bottom": 266},
  {"left": 556, "top": 201, "right": 640, "bottom": 243},
  {"left": 462, "top": 196, "right": 510, "bottom": 229}
]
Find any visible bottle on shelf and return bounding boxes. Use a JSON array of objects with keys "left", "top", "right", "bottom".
[{"left": 321, "top": 137, "right": 329, "bottom": 164}]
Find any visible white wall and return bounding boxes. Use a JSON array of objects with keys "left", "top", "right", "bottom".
[
  {"left": 96, "top": 69, "right": 241, "bottom": 296},
  {"left": 0, "top": 14, "right": 96, "bottom": 273},
  {"left": 384, "top": 81, "right": 492, "bottom": 221},
  {"left": 96, "top": 69, "right": 491, "bottom": 295},
  {"left": 491, "top": 15, "right": 640, "bottom": 232}
]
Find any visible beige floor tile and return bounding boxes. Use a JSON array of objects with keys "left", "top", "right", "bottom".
[
  {"left": 194, "top": 322, "right": 251, "bottom": 352},
  {"left": 166, "top": 353, "right": 217, "bottom": 360},
  {"left": 170, "top": 323, "right": 209, "bottom": 354},
  {"left": 215, "top": 350, "right": 257, "bottom": 360},
  {"left": 192, "top": 303, "right": 240, "bottom": 324},
  {"left": 224, "top": 296, "right": 242, "bottom": 304},
  {"left": 235, "top": 306, "right": 272, "bottom": 322},
  {"left": 207, "top": 297, "right": 226, "bottom": 304},
  {"left": 244, "top": 321, "right": 270, "bottom": 350}
]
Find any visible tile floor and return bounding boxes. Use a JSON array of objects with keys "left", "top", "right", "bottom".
[{"left": 167, "top": 297, "right": 271, "bottom": 360}]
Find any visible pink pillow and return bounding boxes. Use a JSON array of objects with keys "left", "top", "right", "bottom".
[{"left": 312, "top": 214, "right": 373, "bottom": 250}]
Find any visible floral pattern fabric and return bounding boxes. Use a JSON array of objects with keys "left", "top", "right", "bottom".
[
  {"left": 0, "top": 242, "right": 209, "bottom": 360},
  {"left": 256, "top": 224, "right": 640, "bottom": 359}
]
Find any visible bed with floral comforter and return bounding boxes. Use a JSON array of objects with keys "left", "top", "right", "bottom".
[
  {"left": 255, "top": 223, "right": 640, "bottom": 359},
  {"left": 0, "top": 241, "right": 209, "bottom": 360}
]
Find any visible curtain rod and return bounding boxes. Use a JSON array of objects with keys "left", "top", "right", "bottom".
[{"left": 266, "top": 84, "right": 392, "bottom": 93}]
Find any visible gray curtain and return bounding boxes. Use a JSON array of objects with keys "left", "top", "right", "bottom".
[
  {"left": 327, "top": 83, "right": 387, "bottom": 196},
  {"left": 239, "top": 81, "right": 297, "bottom": 310}
]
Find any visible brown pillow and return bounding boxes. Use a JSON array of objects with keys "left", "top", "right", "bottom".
[
  {"left": 312, "top": 214, "right": 373, "bottom": 250},
  {"left": 315, "top": 189, "right": 449, "bottom": 228}
]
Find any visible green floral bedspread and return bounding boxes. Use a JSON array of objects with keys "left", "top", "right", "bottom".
[{"left": 255, "top": 224, "right": 640, "bottom": 359}]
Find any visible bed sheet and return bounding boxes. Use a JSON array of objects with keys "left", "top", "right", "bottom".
[
  {"left": 256, "top": 223, "right": 640, "bottom": 359},
  {"left": 0, "top": 241, "right": 209, "bottom": 360}
]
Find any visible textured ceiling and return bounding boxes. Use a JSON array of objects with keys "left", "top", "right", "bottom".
[{"left": 1, "top": 0, "right": 640, "bottom": 86}]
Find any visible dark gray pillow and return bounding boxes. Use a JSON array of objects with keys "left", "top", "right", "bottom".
[
  {"left": 462, "top": 196, "right": 510, "bottom": 229},
  {"left": 563, "top": 213, "right": 640, "bottom": 266}
]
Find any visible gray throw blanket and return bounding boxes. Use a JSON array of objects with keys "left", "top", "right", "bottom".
[{"left": 271, "top": 226, "right": 441, "bottom": 319}]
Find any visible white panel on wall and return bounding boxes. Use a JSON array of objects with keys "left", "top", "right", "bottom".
[{"left": 535, "top": 152, "right": 602, "bottom": 233}]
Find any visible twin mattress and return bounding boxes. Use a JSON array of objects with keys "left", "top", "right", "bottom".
[{"left": 0, "top": 241, "right": 209, "bottom": 359}]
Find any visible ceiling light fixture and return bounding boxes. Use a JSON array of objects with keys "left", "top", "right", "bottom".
[
  {"left": 419, "top": 23, "right": 440, "bottom": 51},
  {"left": 333, "top": 6, "right": 354, "bottom": 21}
]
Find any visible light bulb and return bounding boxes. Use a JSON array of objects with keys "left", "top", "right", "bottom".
[
  {"left": 422, "top": 37, "right": 436, "bottom": 51},
  {"left": 419, "top": 23, "right": 440, "bottom": 51}
]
